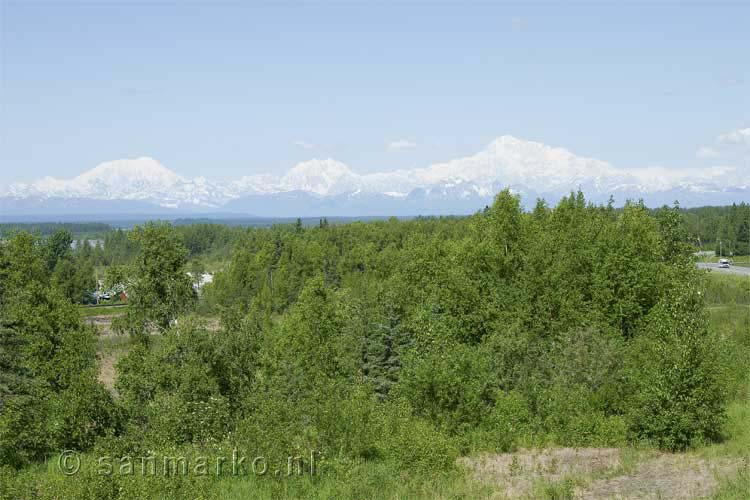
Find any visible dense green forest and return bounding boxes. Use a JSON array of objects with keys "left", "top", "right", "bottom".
[
  {"left": 1, "top": 192, "right": 749, "bottom": 498},
  {"left": 681, "top": 203, "right": 750, "bottom": 255},
  {"left": 0, "top": 222, "right": 112, "bottom": 239},
  {"left": 1, "top": 202, "right": 747, "bottom": 274}
]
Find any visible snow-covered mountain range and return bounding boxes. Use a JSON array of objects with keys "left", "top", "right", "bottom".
[{"left": 3, "top": 136, "right": 749, "bottom": 217}]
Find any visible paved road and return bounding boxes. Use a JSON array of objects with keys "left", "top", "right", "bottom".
[{"left": 696, "top": 262, "right": 750, "bottom": 276}]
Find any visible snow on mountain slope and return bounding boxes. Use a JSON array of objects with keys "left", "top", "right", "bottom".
[
  {"left": 9, "top": 158, "right": 161, "bottom": 195},
  {"left": 405, "top": 135, "right": 619, "bottom": 195},
  {"left": 230, "top": 174, "right": 280, "bottom": 196},
  {"left": 25, "top": 158, "right": 183, "bottom": 198},
  {"left": 3, "top": 137, "right": 749, "bottom": 213},
  {"left": 5, "top": 157, "right": 229, "bottom": 208},
  {"left": 280, "top": 159, "right": 360, "bottom": 195},
  {"left": 258, "top": 136, "right": 749, "bottom": 199}
]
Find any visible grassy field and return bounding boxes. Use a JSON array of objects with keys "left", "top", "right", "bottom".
[
  {"left": 78, "top": 304, "right": 128, "bottom": 317},
  {"left": 700, "top": 270, "right": 750, "bottom": 498},
  {"left": 703, "top": 272, "right": 750, "bottom": 305}
]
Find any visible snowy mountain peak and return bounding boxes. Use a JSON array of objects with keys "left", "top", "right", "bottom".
[
  {"left": 76, "top": 157, "right": 184, "bottom": 186},
  {"left": 487, "top": 134, "right": 596, "bottom": 166},
  {"left": 3, "top": 136, "right": 749, "bottom": 215},
  {"left": 488, "top": 134, "right": 537, "bottom": 149},
  {"left": 6, "top": 157, "right": 191, "bottom": 204},
  {"left": 281, "top": 158, "right": 359, "bottom": 196}
]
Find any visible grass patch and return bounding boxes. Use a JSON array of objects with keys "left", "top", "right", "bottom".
[
  {"left": 533, "top": 476, "right": 585, "bottom": 500},
  {"left": 212, "top": 460, "right": 490, "bottom": 500},
  {"left": 2, "top": 456, "right": 490, "bottom": 500},
  {"left": 703, "top": 273, "right": 750, "bottom": 306},
  {"left": 79, "top": 304, "right": 128, "bottom": 317},
  {"left": 713, "top": 461, "right": 750, "bottom": 499},
  {"left": 702, "top": 272, "right": 750, "bottom": 498},
  {"left": 96, "top": 334, "right": 132, "bottom": 355}
]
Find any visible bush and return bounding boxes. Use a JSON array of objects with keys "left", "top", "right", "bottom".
[
  {"left": 49, "top": 375, "right": 120, "bottom": 451},
  {"left": 0, "top": 390, "right": 52, "bottom": 468},
  {"left": 372, "top": 399, "right": 459, "bottom": 472},
  {"left": 476, "top": 390, "right": 537, "bottom": 451},
  {"left": 395, "top": 343, "right": 496, "bottom": 436},
  {"left": 624, "top": 281, "right": 727, "bottom": 450},
  {"left": 530, "top": 383, "right": 626, "bottom": 447},
  {"left": 624, "top": 333, "right": 727, "bottom": 450}
]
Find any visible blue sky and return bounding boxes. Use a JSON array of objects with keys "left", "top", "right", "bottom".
[{"left": 1, "top": 1, "right": 748, "bottom": 183}]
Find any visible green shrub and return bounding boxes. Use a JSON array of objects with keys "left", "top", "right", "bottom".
[
  {"left": 372, "top": 399, "right": 459, "bottom": 472},
  {"left": 534, "top": 384, "right": 627, "bottom": 447},
  {"left": 395, "top": 343, "right": 496, "bottom": 436},
  {"left": 48, "top": 375, "right": 120, "bottom": 452},
  {"left": 0, "top": 390, "right": 52, "bottom": 468},
  {"left": 457, "top": 390, "right": 538, "bottom": 453},
  {"left": 624, "top": 282, "right": 727, "bottom": 450},
  {"left": 625, "top": 333, "right": 727, "bottom": 450}
]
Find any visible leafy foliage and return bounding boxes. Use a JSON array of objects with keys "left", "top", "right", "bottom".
[
  {"left": 1, "top": 193, "right": 738, "bottom": 495},
  {"left": 0, "top": 232, "right": 115, "bottom": 468},
  {"left": 114, "top": 222, "right": 195, "bottom": 342}
]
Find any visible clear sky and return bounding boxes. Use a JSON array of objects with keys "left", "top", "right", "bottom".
[{"left": 1, "top": 1, "right": 748, "bottom": 184}]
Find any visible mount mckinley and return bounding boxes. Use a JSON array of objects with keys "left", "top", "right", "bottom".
[{"left": 3, "top": 136, "right": 749, "bottom": 218}]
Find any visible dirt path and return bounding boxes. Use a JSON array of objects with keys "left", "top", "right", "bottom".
[
  {"left": 87, "top": 314, "right": 127, "bottom": 391},
  {"left": 88, "top": 314, "right": 221, "bottom": 391},
  {"left": 97, "top": 347, "right": 125, "bottom": 392},
  {"left": 85, "top": 313, "right": 124, "bottom": 337},
  {"left": 459, "top": 448, "right": 740, "bottom": 499}
]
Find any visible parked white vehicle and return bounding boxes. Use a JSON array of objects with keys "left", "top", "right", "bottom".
[{"left": 719, "top": 258, "right": 730, "bottom": 268}]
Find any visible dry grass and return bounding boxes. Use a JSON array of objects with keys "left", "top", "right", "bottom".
[
  {"left": 90, "top": 314, "right": 219, "bottom": 392},
  {"left": 97, "top": 348, "right": 123, "bottom": 391},
  {"left": 90, "top": 314, "right": 130, "bottom": 392},
  {"left": 459, "top": 448, "right": 621, "bottom": 498},
  {"left": 581, "top": 453, "right": 738, "bottom": 499},
  {"left": 459, "top": 448, "right": 741, "bottom": 499},
  {"left": 84, "top": 313, "right": 122, "bottom": 336}
]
